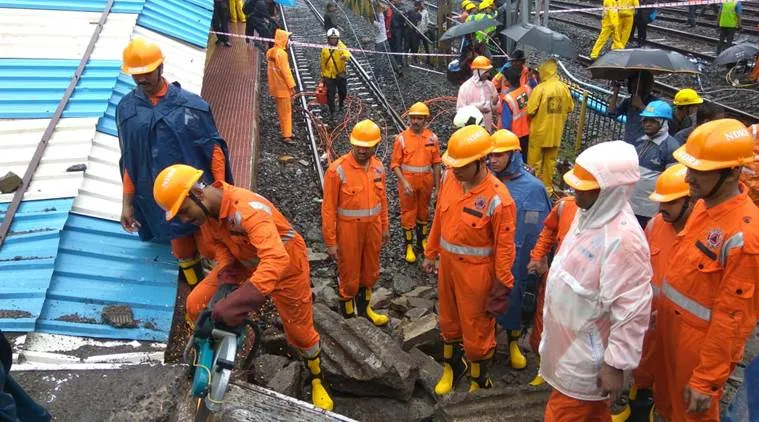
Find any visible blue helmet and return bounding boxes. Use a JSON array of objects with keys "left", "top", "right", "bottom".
[{"left": 640, "top": 100, "right": 673, "bottom": 120}]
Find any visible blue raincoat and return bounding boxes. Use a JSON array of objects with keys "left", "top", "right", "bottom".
[
  {"left": 492, "top": 152, "right": 551, "bottom": 331},
  {"left": 117, "top": 82, "right": 233, "bottom": 242}
]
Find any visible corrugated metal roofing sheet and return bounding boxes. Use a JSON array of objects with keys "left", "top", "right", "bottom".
[
  {"left": 97, "top": 27, "right": 206, "bottom": 137},
  {"left": 36, "top": 214, "right": 176, "bottom": 341},
  {"left": 0, "top": 9, "right": 138, "bottom": 60},
  {"left": 0, "top": 118, "right": 98, "bottom": 203},
  {"left": 0, "top": 59, "right": 121, "bottom": 119},
  {"left": 70, "top": 132, "right": 123, "bottom": 222},
  {"left": 0, "top": 198, "right": 73, "bottom": 332},
  {"left": 137, "top": 0, "right": 213, "bottom": 48},
  {"left": 0, "top": 0, "right": 145, "bottom": 14}
]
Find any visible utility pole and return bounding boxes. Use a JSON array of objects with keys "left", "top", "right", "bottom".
[{"left": 437, "top": 0, "right": 452, "bottom": 69}]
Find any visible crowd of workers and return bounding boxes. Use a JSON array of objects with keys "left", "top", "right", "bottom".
[{"left": 112, "top": 0, "right": 759, "bottom": 416}]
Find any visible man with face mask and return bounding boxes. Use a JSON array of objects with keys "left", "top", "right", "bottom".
[
  {"left": 152, "top": 164, "right": 333, "bottom": 411},
  {"left": 630, "top": 100, "right": 680, "bottom": 228},
  {"left": 117, "top": 38, "right": 233, "bottom": 287},
  {"left": 391, "top": 102, "right": 442, "bottom": 263},
  {"left": 540, "top": 141, "right": 652, "bottom": 421},
  {"left": 656, "top": 119, "right": 759, "bottom": 421},
  {"left": 322, "top": 120, "right": 390, "bottom": 327},
  {"left": 457, "top": 56, "right": 499, "bottom": 132},
  {"left": 488, "top": 130, "right": 551, "bottom": 371}
]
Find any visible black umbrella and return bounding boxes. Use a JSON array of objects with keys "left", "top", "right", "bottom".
[
  {"left": 714, "top": 42, "right": 759, "bottom": 66},
  {"left": 501, "top": 23, "right": 575, "bottom": 58},
  {"left": 588, "top": 48, "right": 700, "bottom": 80},
  {"left": 439, "top": 18, "right": 501, "bottom": 42}
]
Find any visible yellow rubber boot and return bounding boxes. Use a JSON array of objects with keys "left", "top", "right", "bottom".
[
  {"left": 528, "top": 356, "right": 545, "bottom": 386},
  {"left": 339, "top": 298, "right": 357, "bottom": 319},
  {"left": 178, "top": 256, "right": 203, "bottom": 286},
  {"left": 357, "top": 288, "right": 389, "bottom": 327},
  {"left": 304, "top": 353, "right": 334, "bottom": 411},
  {"left": 611, "top": 405, "right": 631, "bottom": 422},
  {"left": 627, "top": 385, "right": 655, "bottom": 422},
  {"left": 404, "top": 229, "right": 417, "bottom": 263},
  {"left": 509, "top": 330, "right": 527, "bottom": 369},
  {"left": 468, "top": 354, "right": 495, "bottom": 392},
  {"left": 415, "top": 222, "right": 429, "bottom": 252},
  {"left": 435, "top": 342, "right": 467, "bottom": 395}
]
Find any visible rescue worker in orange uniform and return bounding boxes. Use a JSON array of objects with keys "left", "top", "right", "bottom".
[
  {"left": 740, "top": 123, "right": 759, "bottom": 205},
  {"left": 267, "top": 29, "right": 296, "bottom": 143},
  {"left": 422, "top": 125, "right": 517, "bottom": 394},
  {"left": 118, "top": 38, "right": 233, "bottom": 287},
  {"left": 621, "top": 164, "right": 693, "bottom": 421},
  {"left": 500, "top": 67, "right": 531, "bottom": 155},
  {"left": 391, "top": 102, "right": 442, "bottom": 263},
  {"left": 322, "top": 120, "right": 390, "bottom": 327},
  {"left": 655, "top": 119, "right": 759, "bottom": 421},
  {"left": 152, "top": 164, "right": 333, "bottom": 411},
  {"left": 525, "top": 195, "right": 578, "bottom": 387}
]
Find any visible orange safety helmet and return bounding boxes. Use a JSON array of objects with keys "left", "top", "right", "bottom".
[
  {"left": 673, "top": 118, "right": 754, "bottom": 171},
  {"left": 490, "top": 129, "right": 520, "bottom": 153},
  {"left": 153, "top": 164, "right": 204, "bottom": 221},
  {"left": 649, "top": 163, "right": 689, "bottom": 202},
  {"left": 350, "top": 119, "right": 382, "bottom": 147},
  {"left": 442, "top": 125, "right": 493, "bottom": 168},
  {"left": 470, "top": 55, "right": 493, "bottom": 71},
  {"left": 122, "top": 38, "right": 164, "bottom": 75},
  {"left": 563, "top": 163, "right": 599, "bottom": 191},
  {"left": 408, "top": 102, "right": 430, "bottom": 117}
]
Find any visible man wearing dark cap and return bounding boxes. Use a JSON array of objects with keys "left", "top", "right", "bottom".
[{"left": 497, "top": 50, "right": 537, "bottom": 92}]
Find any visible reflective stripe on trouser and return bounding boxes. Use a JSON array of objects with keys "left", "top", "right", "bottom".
[
  {"left": 186, "top": 235, "right": 320, "bottom": 351},
  {"left": 617, "top": 15, "right": 634, "bottom": 48},
  {"left": 544, "top": 389, "right": 611, "bottom": 422},
  {"left": 527, "top": 146, "right": 559, "bottom": 193},
  {"left": 400, "top": 164, "right": 432, "bottom": 173},
  {"left": 440, "top": 238, "right": 493, "bottom": 257},
  {"left": 336, "top": 219, "right": 382, "bottom": 299},
  {"left": 274, "top": 97, "right": 292, "bottom": 138},
  {"left": 337, "top": 204, "right": 381, "bottom": 218},
  {"left": 590, "top": 23, "right": 622, "bottom": 58},
  {"left": 437, "top": 251, "right": 496, "bottom": 361},
  {"left": 399, "top": 171, "right": 434, "bottom": 229}
]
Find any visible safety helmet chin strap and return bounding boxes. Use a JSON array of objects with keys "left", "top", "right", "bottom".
[
  {"left": 188, "top": 191, "right": 211, "bottom": 217},
  {"left": 674, "top": 196, "right": 690, "bottom": 223},
  {"left": 704, "top": 168, "right": 733, "bottom": 200}
]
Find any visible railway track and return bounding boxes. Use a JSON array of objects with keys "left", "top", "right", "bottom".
[{"left": 280, "top": 0, "right": 406, "bottom": 186}]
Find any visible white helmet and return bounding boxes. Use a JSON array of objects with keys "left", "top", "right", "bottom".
[
  {"left": 327, "top": 28, "right": 340, "bottom": 38},
  {"left": 453, "top": 105, "right": 484, "bottom": 128}
]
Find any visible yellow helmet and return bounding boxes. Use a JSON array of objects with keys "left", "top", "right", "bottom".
[
  {"left": 407, "top": 102, "right": 430, "bottom": 117},
  {"left": 465, "top": 2, "right": 477, "bottom": 11},
  {"left": 649, "top": 163, "right": 689, "bottom": 202},
  {"left": 350, "top": 119, "right": 382, "bottom": 147},
  {"left": 673, "top": 88, "right": 703, "bottom": 107},
  {"left": 563, "top": 164, "right": 599, "bottom": 191},
  {"left": 153, "top": 164, "right": 204, "bottom": 221},
  {"left": 479, "top": 0, "right": 494, "bottom": 10},
  {"left": 122, "top": 38, "right": 164, "bottom": 75},
  {"left": 470, "top": 55, "right": 493, "bottom": 70},
  {"left": 491, "top": 129, "right": 520, "bottom": 153}
]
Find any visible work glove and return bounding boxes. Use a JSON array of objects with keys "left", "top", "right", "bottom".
[
  {"left": 485, "top": 280, "right": 511, "bottom": 318},
  {"left": 212, "top": 281, "right": 266, "bottom": 327}
]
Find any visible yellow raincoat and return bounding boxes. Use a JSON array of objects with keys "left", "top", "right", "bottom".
[
  {"left": 320, "top": 41, "right": 351, "bottom": 79},
  {"left": 590, "top": 0, "right": 622, "bottom": 58},
  {"left": 617, "top": 0, "right": 638, "bottom": 47},
  {"left": 266, "top": 29, "right": 296, "bottom": 138}
]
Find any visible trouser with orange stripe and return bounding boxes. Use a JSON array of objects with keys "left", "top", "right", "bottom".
[
  {"left": 274, "top": 97, "right": 293, "bottom": 138},
  {"left": 437, "top": 251, "right": 496, "bottom": 361},
  {"left": 186, "top": 235, "right": 320, "bottom": 352},
  {"left": 336, "top": 218, "right": 382, "bottom": 299},
  {"left": 398, "top": 171, "right": 434, "bottom": 230},
  {"left": 544, "top": 389, "right": 611, "bottom": 422},
  {"left": 529, "top": 274, "right": 546, "bottom": 354}
]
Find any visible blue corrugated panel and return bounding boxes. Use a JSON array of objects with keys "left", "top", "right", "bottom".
[
  {"left": 36, "top": 214, "right": 177, "bottom": 341},
  {"left": 0, "top": 59, "right": 122, "bottom": 119},
  {"left": 0, "top": 199, "right": 73, "bottom": 332},
  {"left": 137, "top": 0, "right": 213, "bottom": 48},
  {"left": 96, "top": 73, "right": 136, "bottom": 137},
  {"left": 0, "top": 0, "right": 145, "bottom": 14}
]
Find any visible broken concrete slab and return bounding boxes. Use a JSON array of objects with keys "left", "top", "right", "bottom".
[
  {"left": 405, "top": 308, "right": 429, "bottom": 321},
  {"left": 393, "top": 274, "right": 417, "bottom": 295},
  {"left": 434, "top": 384, "right": 550, "bottom": 422},
  {"left": 369, "top": 287, "right": 393, "bottom": 310},
  {"left": 407, "top": 348, "right": 444, "bottom": 399},
  {"left": 406, "top": 297, "right": 435, "bottom": 312},
  {"left": 267, "top": 361, "right": 304, "bottom": 398},
  {"left": 390, "top": 297, "right": 410, "bottom": 314},
  {"left": 308, "top": 248, "right": 329, "bottom": 262},
  {"left": 401, "top": 314, "right": 439, "bottom": 351},
  {"left": 405, "top": 286, "right": 436, "bottom": 300},
  {"left": 0, "top": 172, "right": 22, "bottom": 194},
  {"left": 332, "top": 395, "right": 435, "bottom": 422},
  {"left": 314, "top": 283, "right": 340, "bottom": 311},
  {"left": 252, "top": 354, "right": 291, "bottom": 385},
  {"left": 313, "top": 303, "right": 419, "bottom": 401}
]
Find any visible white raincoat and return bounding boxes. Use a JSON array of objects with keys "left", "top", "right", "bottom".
[{"left": 538, "top": 141, "right": 653, "bottom": 401}]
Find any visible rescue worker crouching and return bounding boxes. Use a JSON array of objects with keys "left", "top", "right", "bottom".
[
  {"left": 152, "top": 165, "right": 333, "bottom": 411},
  {"left": 321, "top": 120, "right": 390, "bottom": 327},
  {"left": 488, "top": 130, "right": 551, "bottom": 371},
  {"left": 422, "top": 125, "right": 517, "bottom": 395},
  {"left": 320, "top": 28, "right": 351, "bottom": 120},
  {"left": 118, "top": 38, "right": 233, "bottom": 288},
  {"left": 391, "top": 102, "right": 442, "bottom": 263},
  {"left": 655, "top": 119, "right": 759, "bottom": 421}
]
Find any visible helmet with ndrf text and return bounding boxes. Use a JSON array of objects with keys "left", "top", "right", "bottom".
[
  {"left": 442, "top": 125, "right": 494, "bottom": 168},
  {"left": 673, "top": 118, "right": 754, "bottom": 171}
]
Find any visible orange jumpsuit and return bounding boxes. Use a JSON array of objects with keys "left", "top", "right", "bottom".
[
  {"left": 740, "top": 124, "right": 759, "bottom": 205},
  {"left": 322, "top": 153, "right": 389, "bottom": 300},
  {"left": 527, "top": 196, "right": 577, "bottom": 354},
  {"left": 390, "top": 128, "right": 441, "bottom": 229},
  {"left": 656, "top": 185, "right": 759, "bottom": 421},
  {"left": 186, "top": 182, "right": 319, "bottom": 353},
  {"left": 267, "top": 30, "right": 296, "bottom": 139},
  {"left": 425, "top": 171, "right": 517, "bottom": 360}
]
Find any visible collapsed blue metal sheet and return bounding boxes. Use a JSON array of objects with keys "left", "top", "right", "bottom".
[
  {"left": 36, "top": 214, "right": 177, "bottom": 341},
  {"left": 0, "top": 59, "right": 121, "bottom": 119},
  {"left": 96, "top": 73, "right": 136, "bottom": 137},
  {"left": 0, "top": 199, "right": 73, "bottom": 333},
  {"left": 0, "top": 0, "right": 145, "bottom": 14},
  {"left": 137, "top": 0, "right": 213, "bottom": 48}
]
